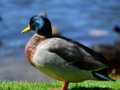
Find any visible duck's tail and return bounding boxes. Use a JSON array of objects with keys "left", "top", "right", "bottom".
[{"left": 92, "top": 68, "right": 115, "bottom": 81}]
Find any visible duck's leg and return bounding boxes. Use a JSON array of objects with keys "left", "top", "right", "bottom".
[
  {"left": 51, "top": 82, "right": 69, "bottom": 90},
  {"left": 61, "top": 82, "right": 69, "bottom": 90}
]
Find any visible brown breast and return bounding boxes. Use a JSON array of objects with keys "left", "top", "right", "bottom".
[{"left": 25, "top": 34, "right": 46, "bottom": 66}]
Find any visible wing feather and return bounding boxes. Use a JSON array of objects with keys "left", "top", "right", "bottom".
[{"left": 48, "top": 36, "right": 109, "bottom": 71}]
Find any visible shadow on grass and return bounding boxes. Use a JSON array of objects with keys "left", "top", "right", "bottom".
[{"left": 69, "top": 87, "right": 112, "bottom": 90}]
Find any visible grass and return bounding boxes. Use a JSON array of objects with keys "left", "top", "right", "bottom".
[{"left": 0, "top": 80, "right": 120, "bottom": 90}]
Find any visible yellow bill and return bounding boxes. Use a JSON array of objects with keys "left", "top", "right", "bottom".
[{"left": 21, "top": 25, "right": 31, "bottom": 33}]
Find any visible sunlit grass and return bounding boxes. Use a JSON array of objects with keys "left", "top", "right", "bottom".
[{"left": 0, "top": 80, "right": 119, "bottom": 90}]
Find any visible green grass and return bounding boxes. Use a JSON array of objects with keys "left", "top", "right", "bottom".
[{"left": 0, "top": 80, "right": 120, "bottom": 90}]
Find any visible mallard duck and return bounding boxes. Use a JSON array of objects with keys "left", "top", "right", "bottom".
[
  {"left": 21, "top": 15, "right": 115, "bottom": 90},
  {"left": 40, "top": 12, "right": 61, "bottom": 36}
]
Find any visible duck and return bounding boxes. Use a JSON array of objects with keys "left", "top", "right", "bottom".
[
  {"left": 40, "top": 12, "right": 61, "bottom": 36},
  {"left": 21, "top": 15, "right": 115, "bottom": 90}
]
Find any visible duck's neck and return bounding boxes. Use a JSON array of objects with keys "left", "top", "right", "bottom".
[{"left": 36, "top": 27, "right": 52, "bottom": 38}]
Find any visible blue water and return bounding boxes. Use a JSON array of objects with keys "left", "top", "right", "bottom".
[{"left": 0, "top": 0, "right": 120, "bottom": 62}]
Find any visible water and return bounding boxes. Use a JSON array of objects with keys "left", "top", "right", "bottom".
[{"left": 0, "top": 0, "right": 120, "bottom": 81}]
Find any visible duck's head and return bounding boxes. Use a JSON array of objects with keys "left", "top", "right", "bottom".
[{"left": 21, "top": 15, "right": 52, "bottom": 37}]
